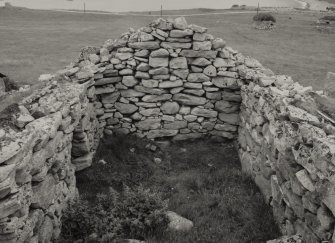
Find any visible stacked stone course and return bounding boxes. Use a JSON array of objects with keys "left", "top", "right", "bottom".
[
  {"left": 79, "top": 17, "right": 243, "bottom": 141},
  {"left": 0, "top": 17, "right": 335, "bottom": 242},
  {"left": 0, "top": 80, "right": 100, "bottom": 242}
]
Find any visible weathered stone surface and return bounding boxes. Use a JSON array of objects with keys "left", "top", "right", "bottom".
[
  {"left": 95, "top": 77, "right": 122, "bottom": 86},
  {"left": 170, "top": 29, "right": 193, "bottom": 38},
  {"left": 164, "top": 121, "right": 187, "bottom": 130},
  {"left": 192, "top": 57, "right": 211, "bottom": 67},
  {"left": 193, "top": 41, "right": 212, "bottom": 51},
  {"left": 203, "top": 65, "right": 217, "bottom": 77},
  {"left": 170, "top": 57, "right": 188, "bottom": 69},
  {"left": 120, "top": 90, "right": 145, "bottom": 98},
  {"left": 103, "top": 69, "right": 118, "bottom": 77},
  {"left": 137, "top": 63, "right": 150, "bottom": 72},
  {"left": 161, "top": 102, "right": 180, "bottom": 114},
  {"left": 187, "top": 73, "right": 210, "bottom": 83},
  {"left": 135, "top": 71, "right": 150, "bottom": 79},
  {"left": 191, "top": 108, "right": 218, "bottom": 118},
  {"left": 213, "top": 58, "right": 235, "bottom": 68},
  {"left": 101, "top": 92, "right": 120, "bottom": 104},
  {"left": 0, "top": 193, "right": 21, "bottom": 219},
  {"left": 172, "top": 69, "right": 189, "bottom": 80},
  {"left": 31, "top": 175, "right": 56, "bottom": 209},
  {"left": 115, "top": 103, "right": 138, "bottom": 114},
  {"left": 183, "top": 89, "right": 205, "bottom": 97},
  {"left": 122, "top": 76, "right": 138, "bottom": 87},
  {"left": 180, "top": 50, "right": 218, "bottom": 59},
  {"left": 214, "top": 123, "right": 237, "bottom": 132},
  {"left": 142, "top": 94, "right": 172, "bottom": 102},
  {"left": 134, "top": 86, "right": 166, "bottom": 95},
  {"left": 115, "top": 52, "right": 133, "bottom": 61},
  {"left": 173, "top": 133, "right": 204, "bottom": 141},
  {"left": 212, "top": 38, "right": 226, "bottom": 49},
  {"left": 212, "top": 77, "right": 240, "bottom": 89},
  {"left": 151, "top": 48, "right": 169, "bottom": 57},
  {"left": 184, "top": 82, "right": 202, "bottom": 89},
  {"left": 161, "top": 42, "right": 192, "bottom": 49},
  {"left": 166, "top": 37, "right": 192, "bottom": 43},
  {"left": 149, "top": 57, "right": 169, "bottom": 68},
  {"left": 135, "top": 49, "right": 150, "bottom": 57},
  {"left": 222, "top": 91, "right": 242, "bottom": 102},
  {"left": 140, "top": 108, "right": 160, "bottom": 117},
  {"left": 159, "top": 80, "right": 183, "bottom": 89},
  {"left": 166, "top": 211, "right": 194, "bottom": 231},
  {"left": 149, "top": 67, "right": 169, "bottom": 75},
  {"left": 173, "top": 17, "right": 188, "bottom": 30},
  {"left": 193, "top": 33, "right": 213, "bottom": 41},
  {"left": 218, "top": 113, "right": 240, "bottom": 125},
  {"left": 189, "top": 24, "right": 207, "bottom": 33},
  {"left": 287, "top": 105, "right": 319, "bottom": 125},
  {"left": 295, "top": 170, "right": 315, "bottom": 192},
  {"left": 142, "top": 79, "right": 159, "bottom": 88},
  {"left": 136, "top": 119, "right": 161, "bottom": 130},
  {"left": 128, "top": 42, "right": 160, "bottom": 50},
  {"left": 147, "top": 130, "right": 178, "bottom": 139},
  {"left": 72, "top": 153, "right": 93, "bottom": 171},
  {"left": 173, "top": 94, "right": 206, "bottom": 106},
  {"left": 215, "top": 101, "right": 239, "bottom": 113}
]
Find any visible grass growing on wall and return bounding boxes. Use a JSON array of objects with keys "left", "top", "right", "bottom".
[{"left": 73, "top": 136, "right": 280, "bottom": 242}]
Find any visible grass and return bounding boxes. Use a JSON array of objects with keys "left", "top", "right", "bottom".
[
  {"left": 76, "top": 135, "right": 280, "bottom": 243},
  {"left": 0, "top": 8, "right": 334, "bottom": 90}
]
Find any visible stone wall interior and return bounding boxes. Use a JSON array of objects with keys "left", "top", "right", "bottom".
[{"left": 0, "top": 17, "right": 335, "bottom": 242}]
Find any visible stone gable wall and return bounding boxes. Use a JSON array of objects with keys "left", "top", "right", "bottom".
[
  {"left": 0, "top": 17, "right": 335, "bottom": 242},
  {"left": 84, "top": 17, "right": 243, "bottom": 141}
]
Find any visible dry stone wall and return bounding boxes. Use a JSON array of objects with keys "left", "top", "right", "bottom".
[
  {"left": 0, "top": 17, "right": 335, "bottom": 242},
  {"left": 0, "top": 80, "right": 100, "bottom": 242},
  {"left": 238, "top": 67, "right": 335, "bottom": 241},
  {"left": 84, "top": 17, "right": 242, "bottom": 141}
]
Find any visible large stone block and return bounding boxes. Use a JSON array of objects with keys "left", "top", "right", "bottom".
[
  {"left": 142, "top": 94, "right": 172, "bottom": 102},
  {"left": 191, "top": 107, "right": 217, "bottom": 118},
  {"left": 170, "top": 57, "right": 188, "bottom": 69},
  {"left": 149, "top": 57, "right": 169, "bottom": 68},
  {"left": 212, "top": 77, "right": 240, "bottom": 89},
  {"left": 180, "top": 50, "right": 218, "bottom": 59},
  {"left": 173, "top": 94, "right": 206, "bottom": 106},
  {"left": 164, "top": 121, "right": 187, "bottom": 130},
  {"left": 161, "top": 102, "right": 180, "bottom": 114},
  {"left": 170, "top": 29, "right": 193, "bottom": 38},
  {"left": 115, "top": 103, "right": 138, "bottom": 114},
  {"left": 72, "top": 153, "right": 93, "bottom": 171},
  {"left": 147, "top": 129, "right": 178, "bottom": 139},
  {"left": 215, "top": 100, "right": 240, "bottom": 113},
  {"left": 136, "top": 119, "right": 161, "bottom": 131},
  {"left": 128, "top": 42, "right": 160, "bottom": 50},
  {"left": 187, "top": 73, "right": 210, "bottom": 83},
  {"left": 31, "top": 175, "right": 56, "bottom": 209}
]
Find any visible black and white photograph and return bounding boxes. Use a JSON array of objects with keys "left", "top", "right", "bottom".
[{"left": 0, "top": 0, "right": 335, "bottom": 242}]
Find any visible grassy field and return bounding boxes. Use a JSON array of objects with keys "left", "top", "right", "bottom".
[
  {"left": 75, "top": 136, "right": 280, "bottom": 243},
  {"left": 0, "top": 7, "right": 334, "bottom": 89}
]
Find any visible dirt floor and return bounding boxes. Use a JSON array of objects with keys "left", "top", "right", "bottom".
[{"left": 76, "top": 135, "right": 280, "bottom": 243}]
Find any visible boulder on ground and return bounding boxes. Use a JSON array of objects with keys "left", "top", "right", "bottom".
[{"left": 166, "top": 211, "right": 194, "bottom": 232}]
